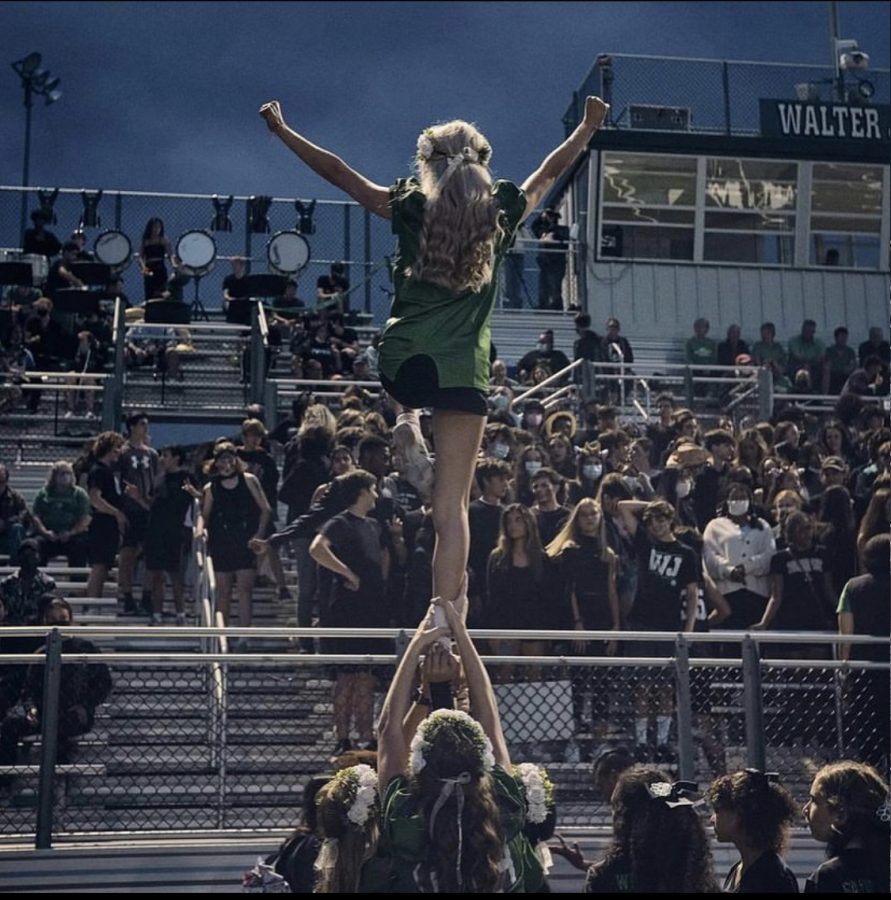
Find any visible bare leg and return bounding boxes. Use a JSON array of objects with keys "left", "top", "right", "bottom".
[
  {"left": 118, "top": 545, "right": 139, "bottom": 597},
  {"left": 216, "top": 571, "right": 234, "bottom": 624},
  {"left": 171, "top": 571, "right": 185, "bottom": 615},
  {"left": 147, "top": 570, "right": 165, "bottom": 615},
  {"left": 266, "top": 545, "right": 288, "bottom": 593},
  {"left": 86, "top": 563, "right": 108, "bottom": 599},
  {"left": 430, "top": 409, "right": 485, "bottom": 615},
  {"left": 236, "top": 569, "right": 256, "bottom": 627},
  {"left": 353, "top": 673, "right": 376, "bottom": 744},
  {"left": 333, "top": 673, "right": 356, "bottom": 741}
]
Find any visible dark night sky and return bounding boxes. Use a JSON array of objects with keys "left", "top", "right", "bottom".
[{"left": 2, "top": 1, "right": 889, "bottom": 201}]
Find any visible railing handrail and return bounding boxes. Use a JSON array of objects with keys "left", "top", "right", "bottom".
[
  {"left": 1, "top": 625, "right": 882, "bottom": 643},
  {"left": 512, "top": 357, "right": 585, "bottom": 406}
]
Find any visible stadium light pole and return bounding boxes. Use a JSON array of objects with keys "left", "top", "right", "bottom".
[{"left": 12, "top": 52, "right": 62, "bottom": 245}]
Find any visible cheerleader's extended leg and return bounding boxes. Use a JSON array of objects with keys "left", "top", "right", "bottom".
[{"left": 430, "top": 408, "right": 486, "bottom": 619}]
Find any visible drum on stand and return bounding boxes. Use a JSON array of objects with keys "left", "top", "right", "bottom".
[
  {"left": 267, "top": 231, "right": 310, "bottom": 275},
  {"left": 175, "top": 230, "right": 216, "bottom": 321},
  {"left": 93, "top": 230, "right": 133, "bottom": 274},
  {"left": 175, "top": 230, "right": 217, "bottom": 277}
]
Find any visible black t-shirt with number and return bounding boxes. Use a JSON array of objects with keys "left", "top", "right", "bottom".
[
  {"left": 769, "top": 546, "right": 834, "bottom": 631},
  {"left": 629, "top": 529, "right": 699, "bottom": 631},
  {"left": 87, "top": 462, "right": 122, "bottom": 525}
]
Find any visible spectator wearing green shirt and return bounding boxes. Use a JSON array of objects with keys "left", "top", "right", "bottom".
[
  {"left": 823, "top": 326, "right": 857, "bottom": 394},
  {"left": 751, "top": 322, "right": 787, "bottom": 371},
  {"left": 31, "top": 461, "right": 92, "bottom": 567},
  {"left": 787, "top": 319, "right": 826, "bottom": 386},
  {"left": 685, "top": 318, "right": 717, "bottom": 366}
]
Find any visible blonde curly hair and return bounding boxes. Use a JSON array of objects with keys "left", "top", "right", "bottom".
[{"left": 414, "top": 120, "right": 502, "bottom": 294}]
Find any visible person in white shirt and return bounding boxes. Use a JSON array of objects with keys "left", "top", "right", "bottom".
[{"left": 702, "top": 483, "right": 775, "bottom": 640}]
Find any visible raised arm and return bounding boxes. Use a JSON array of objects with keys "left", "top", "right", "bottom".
[
  {"left": 260, "top": 101, "right": 391, "bottom": 219},
  {"left": 439, "top": 595, "right": 510, "bottom": 769},
  {"left": 520, "top": 96, "right": 609, "bottom": 220}
]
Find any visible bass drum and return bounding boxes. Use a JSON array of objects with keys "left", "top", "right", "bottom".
[
  {"left": 176, "top": 230, "right": 217, "bottom": 277},
  {"left": 267, "top": 230, "right": 310, "bottom": 275},
  {"left": 94, "top": 230, "right": 133, "bottom": 274}
]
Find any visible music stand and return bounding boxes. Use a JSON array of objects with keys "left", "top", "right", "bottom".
[
  {"left": 244, "top": 274, "right": 287, "bottom": 298},
  {"left": 144, "top": 299, "right": 192, "bottom": 325},
  {"left": 0, "top": 262, "right": 34, "bottom": 288},
  {"left": 189, "top": 275, "right": 209, "bottom": 322},
  {"left": 225, "top": 298, "right": 255, "bottom": 326},
  {"left": 53, "top": 289, "right": 102, "bottom": 316},
  {"left": 70, "top": 261, "right": 111, "bottom": 286}
]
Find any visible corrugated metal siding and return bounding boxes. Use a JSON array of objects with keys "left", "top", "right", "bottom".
[{"left": 587, "top": 260, "right": 887, "bottom": 340}]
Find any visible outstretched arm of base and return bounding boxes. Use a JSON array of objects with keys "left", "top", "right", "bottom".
[{"left": 260, "top": 100, "right": 391, "bottom": 218}]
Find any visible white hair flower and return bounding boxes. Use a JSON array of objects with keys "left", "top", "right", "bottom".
[
  {"left": 416, "top": 132, "right": 434, "bottom": 162},
  {"left": 329, "top": 764, "right": 379, "bottom": 829},
  {"left": 410, "top": 710, "right": 494, "bottom": 776},
  {"left": 513, "top": 763, "right": 555, "bottom": 824}
]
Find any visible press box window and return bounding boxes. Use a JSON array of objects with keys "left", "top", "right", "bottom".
[{"left": 600, "top": 152, "right": 695, "bottom": 261}]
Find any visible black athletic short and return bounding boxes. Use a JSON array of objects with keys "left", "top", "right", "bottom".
[{"left": 380, "top": 354, "right": 486, "bottom": 416}]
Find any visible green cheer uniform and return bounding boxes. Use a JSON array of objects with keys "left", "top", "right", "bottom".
[
  {"left": 360, "top": 764, "right": 544, "bottom": 892},
  {"left": 378, "top": 177, "right": 526, "bottom": 412}
]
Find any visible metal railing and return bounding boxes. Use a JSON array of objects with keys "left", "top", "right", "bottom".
[{"left": 0, "top": 625, "right": 884, "bottom": 846}]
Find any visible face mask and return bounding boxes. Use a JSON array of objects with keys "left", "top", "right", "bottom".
[
  {"left": 526, "top": 413, "right": 543, "bottom": 427},
  {"left": 490, "top": 393, "right": 510, "bottom": 412},
  {"left": 57, "top": 474, "right": 74, "bottom": 489},
  {"left": 537, "top": 342, "right": 548, "bottom": 352},
  {"left": 525, "top": 460, "right": 543, "bottom": 476},
  {"left": 491, "top": 442, "right": 510, "bottom": 460},
  {"left": 582, "top": 464, "right": 603, "bottom": 481},
  {"left": 728, "top": 499, "right": 750, "bottom": 516},
  {"left": 675, "top": 479, "right": 692, "bottom": 499}
]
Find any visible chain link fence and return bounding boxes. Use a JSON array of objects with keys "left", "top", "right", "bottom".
[
  {"left": 0, "top": 629, "right": 885, "bottom": 844},
  {"left": 563, "top": 54, "right": 890, "bottom": 135}
]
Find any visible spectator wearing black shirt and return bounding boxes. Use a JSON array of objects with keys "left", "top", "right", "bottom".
[
  {"left": 487, "top": 504, "right": 548, "bottom": 676},
  {"left": 841, "top": 355, "right": 885, "bottom": 398},
  {"left": 85, "top": 431, "right": 127, "bottom": 600},
  {"left": 303, "top": 322, "right": 341, "bottom": 378},
  {"left": 118, "top": 412, "right": 159, "bottom": 615},
  {"left": 618, "top": 499, "right": 699, "bottom": 763},
  {"left": 602, "top": 317, "right": 634, "bottom": 365},
  {"left": 0, "top": 599, "right": 112, "bottom": 777},
  {"left": 222, "top": 256, "right": 250, "bottom": 310},
  {"left": 310, "top": 470, "right": 387, "bottom": 755},
  {"left": 573, "top": 313, "right": 602, "bottom": 362},
  {"left": 316, "top": 261, "right": 350, "bottom": 313},
  {"left": 548, "top": 499, "right": 620, "bottom": 748},
  {"left": 22, "top": 209, "right": 62, "bottom": 259},
  {"left": 717, "top": 323, "right": 750, "bottom": 368},
  {"left": 645, "top": 393, "right": 676, "bottom": 468},
  {"left": 145, "top": 446, "right": 198, "bottom": 626},
  {"left": 531, "top": 207, "right": 569, "bottom": 310},
  {"left": 328, "top": 313, "right": 359, "bottom": 374},
  {"left": 24, "top": 296, "right": 71, "bottom": 370},
  {"left": 803, "top": 761, "right": 890, "bottom": 895},
  {"left": 0, "top": 464, "right": 28, "bottom": 565},
  {"left": 467, "top": 458, "right": 511, "bottom": 624},
  {"left": 44, "top": 241, "right": 85, "bottom": 300},
  {"left": 837, "top": 534, "right": 890, "bottom": 767},
  {"left": 693, "top": 429, "right": 736, "bottom": 529},
  {"left": 530, "top": 467, "right": 570, "bottom": 548},
  {"left": 518, "top": 330, "right": 570, "bottom": 383},
  {"left": 857, "top": 325, "right": 890, "bottom": 378}
]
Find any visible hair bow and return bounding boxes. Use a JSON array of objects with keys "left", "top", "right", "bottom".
[{"left": 646, "top": 780, "right": 699, "bottom": 808}]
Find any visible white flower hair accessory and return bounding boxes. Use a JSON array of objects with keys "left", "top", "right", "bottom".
[
  {"left": 876, "top": 801, "right": 891, "bottom": 825},
  {"left": 513, "top": 763, "right": 555, "bottom": 824},
  {"left": 409, "top": 709, "right": 495, "bottom": 776},
  {"left": 416, "top": 131, "right": 435, "bottom": 162},
  {"left": 323, "top": 763, "right": 379, "bottom": 829}
]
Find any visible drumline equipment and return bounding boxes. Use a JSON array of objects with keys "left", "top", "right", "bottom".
[
  {"left": 175, "top": 230, "right": 217, "bottom": 278},
  {"left": 0, "top": 250, "right": 48, "bottom": 286},
  {"left": 267, "top": 230, "right": 310, "bottom": 275},
  {"left": 93, "top": 230, "right": 133, "bottom": 274}
]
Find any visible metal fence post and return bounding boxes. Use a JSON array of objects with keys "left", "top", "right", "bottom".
[
  {"left": 674, "top": 635, "right": 696, "bottom": 781},
  {"left": 363, "top": 208, "right": 372, "bottom": 315},
  {"left": 683, "top": 365, "right": 694, "bottom": 408},
  {"left": 758, "top": 367, "right": 773, "bottom": 422},
  {"left": 722, "top": 61, "right": 732, "bottom": 135},
  {"left": 35, "top": 628, "right": 63, "bottom": 850},
  {"left": 741, "top": 636, "right": 766, "bottom": 771},
  {"left": 249, "top": 305, "right": 265, "bottom": 405}
]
